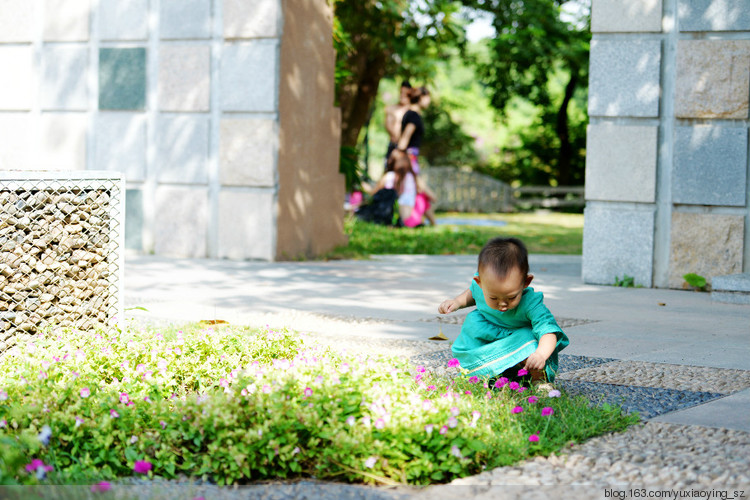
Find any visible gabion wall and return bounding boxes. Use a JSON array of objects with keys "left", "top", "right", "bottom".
[{"left": 0, "top": 172, "right": 124, "bottom": 352}]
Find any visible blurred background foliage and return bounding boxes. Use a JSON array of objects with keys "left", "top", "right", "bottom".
[{"left": 332, "top": 0, "right": 591, "bottom": 191}]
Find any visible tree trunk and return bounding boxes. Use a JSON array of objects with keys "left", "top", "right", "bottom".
[
  {"left": 338, "top": 44, "right": 390, "bottom": 148},
  {"left": 556, "top": 72, "right": 578, "bottom": 186}
]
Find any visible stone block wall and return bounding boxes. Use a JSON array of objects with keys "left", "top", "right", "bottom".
[
  {"left": 0, "top": 0, "right": 345, "bottom": 261},
  {"left": 584, "top": 0, "right": 750, "bottom": 288}
]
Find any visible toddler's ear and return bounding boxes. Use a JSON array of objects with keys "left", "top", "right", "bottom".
[
  {"left": 525, "top": 274, "right": 534, "bottom": 287},
  {"left": 473, "top": 275, "right": 481, "bottom": 286}
]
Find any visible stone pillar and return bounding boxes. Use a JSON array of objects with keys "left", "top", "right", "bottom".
[
  {"left": 584, "top": 0, "right": 750, "bottom": 288},
  {"left": 0, "top": 0, "right": 344, "bottom": 261}
]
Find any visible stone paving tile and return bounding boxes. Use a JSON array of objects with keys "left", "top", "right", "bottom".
[{"left": 558, "top": 359, "right": 750, "bottom": 395}]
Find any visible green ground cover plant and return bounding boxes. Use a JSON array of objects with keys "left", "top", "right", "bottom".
[
  {"left": 327, "top": 212, "right": 583, "bottom": 259},
  {"left": 0, "top": 323, "right": 636, "bottom": 487}
]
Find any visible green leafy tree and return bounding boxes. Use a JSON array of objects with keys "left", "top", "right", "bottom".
[
  {"left": 332, "top": 0, "right": 466, "bottom": 150},
  {"left": 464, "top": 0, "right": 590, "bottom": 186}
]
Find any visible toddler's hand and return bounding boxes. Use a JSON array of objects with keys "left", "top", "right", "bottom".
[
  {"left": 523, "top": 351, "right": 548, "bottom": 371},
  {"left": 438, "top": 299, "right": 459, "bottom": 314}
]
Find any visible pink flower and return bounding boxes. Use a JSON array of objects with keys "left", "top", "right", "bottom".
[
  {"left": 416, "top": 365, "right": 426, "bottom": 373},
  {"left": 110, "top": 409, "right": 119, "bottom": 418},
  {"left": 548, "top": 389, "right": 561, "bottom": 398},
  {"left": 424, "top": 424, "right": 434, "bottom": 434},
  {"left": 517, "top": 368, "right": 528, "bottom": 377},
  {"left": 468, "top": 376, "right": 480, "bottom": 384},
  {"left": 447, "top": 358, "right": 461, "bottom": 368},
  {"left": 119, "top": 392, "right": 129, "bottom": 404},
  {"left": 414, "top": 373, "right": 423, "bottom": 382},
  {"left": 512, "top": 406, "right": 524, "bottom": 414},
  {"left": 542, "top": 407, "right": 554, "bottom": 417},
  {"left": 439, "top": 425, "right": 448, "bottom": 435},
  {"left": 91, "top": 481, "right": 111, "bottom": 492},
  {"left": 25, "top": 459, "right": 53, "bottom": 474},
  {"left": 448, "top": 417, "right": 458, "bottom": 428},
  {"left": 303, "top": 387, "right": 313, "bottom": 397},
  {"left": 426, "top": 385, "right": 436, "bottom": 391},
  {"left": 493, "top": 377, "right": 509, "bottom": 389},
  {"left": 133, "top": 460, "right": 152, "bottom": 474},
  {"left": 375, "top": 418, "right": 385, "bottom": 429},
  {"left": 529, "top": 434, "right": 540, "bottom": 442},
  {"left": 528, "top": 396, "right": 538, "bottom": 404},
  {"left": 450, "top": 445, "right": 463, "bottom": 458},
  {"left": 80, "top": 387, "right": 90, "bottom": 398},
  {"left": 219, "top": 378, "right": 229, "bottom": 388},
  {"left": 160, "top": 420, "right": 167, "bottom": 429}
]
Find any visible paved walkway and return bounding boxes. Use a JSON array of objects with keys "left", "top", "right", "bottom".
[{"left": 123, "top": 253, "right": 750, "bottom": 497}]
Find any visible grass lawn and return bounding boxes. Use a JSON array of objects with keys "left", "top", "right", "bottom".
[{"left": 325, "top": 211, "right": 583, "bottom": 259}]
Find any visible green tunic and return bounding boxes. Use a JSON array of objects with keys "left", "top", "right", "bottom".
[{"left": 451, "top": 277, "right": 569, "bottom": 381}]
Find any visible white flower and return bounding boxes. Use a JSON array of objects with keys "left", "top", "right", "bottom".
[
  {"left": 450, "top": 445, "right": 463, "bottom": 459},
  {"left": 38, "top": 425, "right": 52, "bottom": 445},
  {"left": 364, "top": 456, "right": 377, "bottom": 469}
]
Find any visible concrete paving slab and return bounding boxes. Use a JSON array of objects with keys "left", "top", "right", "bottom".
[{"left": 651, "top": 388, "right": 750, "bottom": 432}]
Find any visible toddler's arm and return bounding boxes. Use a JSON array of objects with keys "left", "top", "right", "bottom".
[
  {"left": 523, "top": 333, "right": 558, "bottom": 371},
  {"left": 438, "top": 288, "right": 475, "bottom": 314}
]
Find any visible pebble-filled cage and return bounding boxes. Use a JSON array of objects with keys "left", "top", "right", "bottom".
[{"left": 0, "top": 172, "right": 124, "bottom": 353}]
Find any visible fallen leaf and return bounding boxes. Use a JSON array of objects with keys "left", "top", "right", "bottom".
[{"left": 429, "top": 331, "right": 448, "bottom": 341}]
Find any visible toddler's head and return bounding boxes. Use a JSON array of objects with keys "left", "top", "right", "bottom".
[{"left": 475, "top": 237, "right": 533, "bottom": 312}]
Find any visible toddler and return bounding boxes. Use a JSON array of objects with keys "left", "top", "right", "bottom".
[{"left": 438, "top": 237, "right": 569, "bottom": 383}]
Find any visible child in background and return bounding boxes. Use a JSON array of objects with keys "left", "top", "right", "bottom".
[{"left": 438, "top": 237, "right": 569, "bottom": 384}]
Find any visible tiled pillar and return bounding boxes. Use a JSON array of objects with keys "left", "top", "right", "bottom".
[{"left": 584, "top": 0, "right": 749, "bottom": 288}]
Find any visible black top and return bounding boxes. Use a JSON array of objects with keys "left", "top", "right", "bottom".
[{"left": 401, "top": 110, "right": 424, "bottom": 149}]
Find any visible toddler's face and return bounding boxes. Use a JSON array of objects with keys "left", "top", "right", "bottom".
[{"left": 475, "top": 266, "right": 532, "bottom": 312}]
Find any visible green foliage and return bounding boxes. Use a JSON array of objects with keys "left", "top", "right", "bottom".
[
  {"left": 613, "top": 275, "right": 643, "bottom": 288},
  {"left": 326, "top": 212, "right": 583, "bottom": 259},
  {"left": 421, "top": 99, "right": 480, "bottom": 167},
  {"left": 683, "top": 273, "right": 707, "bottom": 291},
  {"left": 339, "top": 146, "right": 365, "bottom": 193},
  {"left": 0, "top": 322, "right": 637, "bottom": 486}
]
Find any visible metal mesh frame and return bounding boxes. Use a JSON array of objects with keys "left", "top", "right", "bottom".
[{"left": 0, "top": 172, "right": 124, "bottom": 352}]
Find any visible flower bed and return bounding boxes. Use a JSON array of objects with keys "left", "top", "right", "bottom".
[{"left": 0, "top": 324, "right": 637, "bottom": 486}]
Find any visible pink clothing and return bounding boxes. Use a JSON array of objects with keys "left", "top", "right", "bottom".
[
  {"left": 382, "top": 171, "right": 417, "bottom": 207},
  {"left": 403, "top": 193, "right": 431, "bottom": 227}
]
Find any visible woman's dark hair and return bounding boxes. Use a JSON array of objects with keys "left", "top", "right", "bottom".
[
  {"left": 477, "top": 237, "right": 529, "bottom": 279},
  {"left": 408, "top": 86, "right": 429, "bottom": 104}
]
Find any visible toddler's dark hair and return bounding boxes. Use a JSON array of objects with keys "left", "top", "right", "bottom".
[{"left": 477, "top": 237, "right": 529, "bottom": 278}]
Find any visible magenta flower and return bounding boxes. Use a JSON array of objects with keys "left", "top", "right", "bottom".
[
  {"left": 426, "top": 385, "right": 436, "bottom": 391},
  {"left": 528, "top": 396, "right": 538, "bottom": 404},
  {"left": 447, "top": 358, "right": 461, "bottom": 368},
  {"left": 219, "top": 378, "right": 229, "bottom": 388},
  {"left": 517, "top": 368, "right": 528, "bottom": 377},
  {"left": 416, "top": 365, "right": 426, "bottom": 373},
  {"left": 133, "top": 460, "right": 152, "bottom": 474},
  {"left": 493, "top": 377, "right": 509, "bottom": 389},
  {"left": 468, "top": 376, "right": 480, "bottom": 384},
  {"left": 119, "top": 392, "right": 129, "bottom": 404},
  {"left": 375, "top": 418, "right": 385, "bottom": 429},
  {"left": 508, "top": 381, "right": 520, "bottom": 391},
  {"left": 440, "top": 425, "right": 448, "bottom": 435},
  {"left": 303, "top": 387, "right": 313, "bottom": 397},
  {"left": 91, "top": 481, "right": 111, "bottom": 492},
  {"left": 109, "top": 409, "right": 119, "bottom": 418},
  {"left": 542, "top": 407, "right": 554, "bottom": 417},
  {"left": 528, "top": 434, "right": 540, "bottom": 442},
  {"left": 512, "top": 406, "right": 524, "bottom": 414},
  {"left": 0, "top": 389, "right": 7, "bottom": 401},
  {"left": 25, "top": 459, "right": 53, "bottom": 474},
  {"left": 80, "top": 387, "right": 90, "bottom": 398}
]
